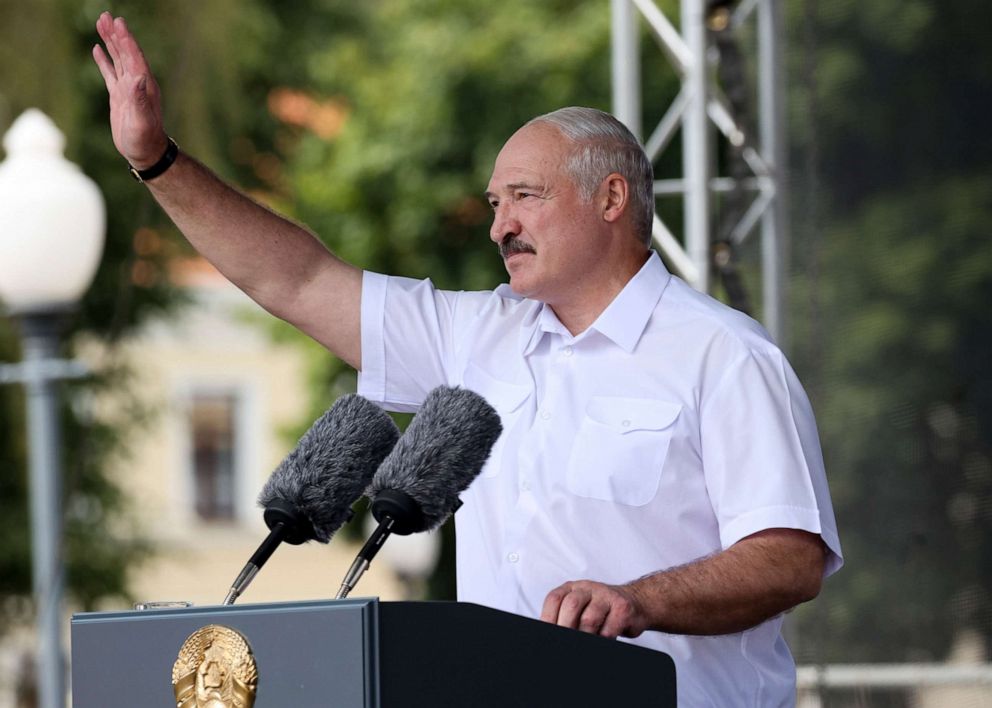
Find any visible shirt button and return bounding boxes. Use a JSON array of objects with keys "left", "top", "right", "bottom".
[
  {"left": 563, "top": 346, "right": 573, "bottom": 357},
  {"left": 621, "top": 419, "right": 631, "bottom": 428},
  {"left": 520, "top": 479, "right": 531, "bottom": 491},
  {"left": 507, "top": 552, "right": 520, "bottom": 563},
  {"left": 540, "top": 410, "right": 551, "bottom": 420}
]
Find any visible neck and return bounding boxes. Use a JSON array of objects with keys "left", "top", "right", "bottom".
[{"left": 550, "top": 249, "right": 650, "bottom": 335}]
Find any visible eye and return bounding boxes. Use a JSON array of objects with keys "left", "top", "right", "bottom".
[
  {"left": 488, "top": 199, "right": 499, "bottom": 211},
  {"left": 515, "top": 191, "right": 535, "bottom": 201}
]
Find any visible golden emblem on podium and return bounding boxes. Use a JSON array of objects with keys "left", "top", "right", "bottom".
[{"left": 172, "top": 624, "right": 258, "bottom": 708}]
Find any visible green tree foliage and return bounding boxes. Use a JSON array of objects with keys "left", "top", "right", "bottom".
[
  {"left": 787, "top": 0, "right": 992, "bottom": 663},
  {"left": 0, "top": 0, "right": 278, "bottom": 633},
  {"left": 267, "top": 1, "right": 615, "bottom": 284}
]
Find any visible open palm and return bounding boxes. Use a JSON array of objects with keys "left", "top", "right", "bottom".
[{"left": 92, "top": 12, "right": 168, "bottom": 170}]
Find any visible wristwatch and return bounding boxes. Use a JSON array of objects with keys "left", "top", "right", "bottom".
[{"left": 128, "top": 137, "right": 179, "bottom": 183}]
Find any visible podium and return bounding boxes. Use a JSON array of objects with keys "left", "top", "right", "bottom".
[{"left": 71, "top": 598, "right": 676, "bottom": 706}]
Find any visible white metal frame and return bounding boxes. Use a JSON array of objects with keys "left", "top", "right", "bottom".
[
  {"left": 611, "top": 0, "right": 789, "bottom": 342},
  {"left": 797, "top": 663, "right": 992, "bottom": 688},
  {"left": 796, "top": 663, "right": 992, "bottom": 706}
]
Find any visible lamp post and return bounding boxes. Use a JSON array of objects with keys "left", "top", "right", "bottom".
[{"left": 0, "top": 109, "right": 106, "bottom": 708}]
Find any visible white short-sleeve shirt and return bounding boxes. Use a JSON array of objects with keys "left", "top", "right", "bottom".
[{"left": 359, "top": 252, "right": 842, "bottom": 707}]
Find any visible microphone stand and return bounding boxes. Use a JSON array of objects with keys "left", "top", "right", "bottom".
[
  {"left": 336, "top": 516, "right": 395, "bottom": 599},
  {"left": 336, "top": 489, "right": 428, "bottom": 599},
  {"left": 222, "top": 499, "right": 315, "bottom": 605},
  {"left": 223, "top": 521, "right": 290, "bottom": 605}
]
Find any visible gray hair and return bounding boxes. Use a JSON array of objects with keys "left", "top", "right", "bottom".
[{"left": 526, "top": 106, "right": 654, "bottom": 247}]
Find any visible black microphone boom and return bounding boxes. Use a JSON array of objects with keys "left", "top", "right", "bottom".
[
  {"left": 336, "top": 386, "right": 502, "bottom": 598},
  {"left": 222, "top": 394, "right": 400, "bottom": 605}
]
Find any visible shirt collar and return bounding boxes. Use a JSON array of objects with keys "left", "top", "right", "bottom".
[
  {"left": 520, "top": 251, "right": 671, "bottom": 356},
  {"left": 519, "top": 304, "right": 564, "bottom": 356}
]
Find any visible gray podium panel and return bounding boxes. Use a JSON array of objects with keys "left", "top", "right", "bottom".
[
  {"left": 71, "top": 598, "right": 378, "bottom": 708},
  {"left": 72, "top": 599, "right": 676, "bottom": 707}
]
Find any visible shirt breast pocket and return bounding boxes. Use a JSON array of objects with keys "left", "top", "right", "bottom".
[
  {"left": 462, "top": 363, "right": 531, "bottom": 478},
  {"left": 566, "top": 396, "right": 682, "bottom": 506}
]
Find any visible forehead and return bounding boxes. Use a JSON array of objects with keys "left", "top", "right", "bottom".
[{"left": 487, "top": 123, "right": 570, "bottom": 192}]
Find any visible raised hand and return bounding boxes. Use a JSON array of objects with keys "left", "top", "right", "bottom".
[{"left": 92, "top": 12, "right": 168, "bottom": 169}]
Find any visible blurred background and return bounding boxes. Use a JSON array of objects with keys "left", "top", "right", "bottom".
[{"left": 0, "top": 0, "right": 989, "bottom": 706}]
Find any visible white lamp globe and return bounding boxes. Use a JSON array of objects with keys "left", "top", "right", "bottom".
[{"left": 0, "top": 109, "right": 106, "bottom": 313}]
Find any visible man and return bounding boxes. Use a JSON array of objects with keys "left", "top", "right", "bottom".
[{"left": 94, "top": 12, "right": 841, "bottom": 706}]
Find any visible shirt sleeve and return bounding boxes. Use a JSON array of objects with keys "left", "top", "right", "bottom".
[
  {"left": 700, "top": 347, "right": 844, "bottom": 577},
  {"left": 358, "top": 271, "right": 494, "bottom": 413}
]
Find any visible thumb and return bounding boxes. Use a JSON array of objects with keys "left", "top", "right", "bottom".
[{"left": 131, "top": 74, "right": 150, "bottom": 106}]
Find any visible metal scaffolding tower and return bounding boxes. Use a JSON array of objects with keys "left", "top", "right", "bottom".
[{"left": 611, "top": 0, "right": 789, "bottom": 343}]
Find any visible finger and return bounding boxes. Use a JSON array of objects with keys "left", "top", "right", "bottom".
[
  {"left": 91, "top": 45, "right": 117, "bottom": 88},
  {"left": 555, "top": 589, "right": 592, "bottom": 630},
  {"left": 114, "top": 17, "right": 152, "bottom": 79},
  {"left": 578, "top": 600, "right": 610, "bottom": 635},
  {"left": 95, "top": 11, "right": 114, "bottom": 46},
  {"left": 540, "top": 584, "right": 569, "bottom": 624},
  {"left": 127, "top": 74, "right": 149, "bottom": 108},
  {"left": 600, "top": 606, "right": 630, "bottom": 639},
  {"left": 98, "top": 15, "right": 125, "bottom": 75},
  {"left": 95, "top": 14, "right": 121, "bottom": 77}
]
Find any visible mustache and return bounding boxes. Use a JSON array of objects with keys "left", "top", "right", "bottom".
[{"left": 498, "top": 236, "right": 536, "bottom": 259}]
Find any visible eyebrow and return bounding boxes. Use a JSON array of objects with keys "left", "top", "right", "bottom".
[{"left": 484, "top": 182, "right": 548, "bottom": 201}]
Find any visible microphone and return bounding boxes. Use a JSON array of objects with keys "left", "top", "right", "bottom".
[
  {"left": 222, "top": 394, "right": 400, "bottom": 605},
  {"left": 336, "top": 386, "right": 502, "bottom": 599}
]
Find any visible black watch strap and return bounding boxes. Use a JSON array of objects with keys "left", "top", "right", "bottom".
[{"left": 128, "top": 137, "right": 179, "bottom": 183}]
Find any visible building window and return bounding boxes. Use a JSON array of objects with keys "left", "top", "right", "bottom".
[{"left": 189, "top": 391, "right": 238, "bottom": 521}]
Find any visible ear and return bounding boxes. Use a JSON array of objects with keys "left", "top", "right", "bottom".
[{"left": 601, "top": 173, "right": 629, "bottom": 224}]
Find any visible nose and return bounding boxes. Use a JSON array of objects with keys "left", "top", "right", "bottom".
[{"left": 489, "top": 202, "right": 521, "bottom": 244}]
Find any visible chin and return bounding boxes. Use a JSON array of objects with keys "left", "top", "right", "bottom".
[
  {"left": 507, "top": 276, "right": 537, "bottom": 299},
  {"left": 504, "top": 259, "right": 549, "bottom": 301}
]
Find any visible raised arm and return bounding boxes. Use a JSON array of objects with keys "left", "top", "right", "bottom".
[{"left": 92, "top": 12, "right": 362, "bottom": 369}]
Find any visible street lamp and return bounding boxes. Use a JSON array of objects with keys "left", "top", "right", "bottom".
[{"left": 0, "top": 109, "right": 106, "bottom": 708}]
